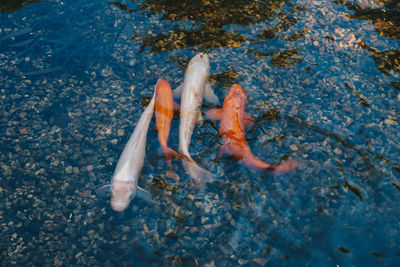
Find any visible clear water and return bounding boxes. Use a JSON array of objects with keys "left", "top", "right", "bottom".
[{"left": 1, "top": 0, "right": 399, "bottom": 266}]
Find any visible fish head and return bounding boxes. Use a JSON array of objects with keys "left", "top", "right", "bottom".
[
  {"left": 110, "top": 180, "right": 136, "bottom": 212},
  {"left": 229, "top": 84, "right": 245, "bottom": 99},
  {"left": 225, "top": 84, "right": 246, "bottom": 109},
  {"left": 188, "top": 53, "right": 210, "bottom": 70},
  {"left": 155, "top": 79, "right": 170, "bottom": 91}
]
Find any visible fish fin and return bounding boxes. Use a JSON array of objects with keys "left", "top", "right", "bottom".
[
  {"left": 136, "top": 186, "right": 153, "bottom": 203},
  {"left": 205, "top": 109, "right": 223, "bottom": 120},
  {"left": 196, "top": 112, "right": 204, "bottom": 124},
  {"left": 162, "top": 145, "right": 180, "bottom": 167},
  {"left": 182, "top": 157, "right": 215, "bottom": 184},
  {"left": 204, "top": 83, "right": 219, "bottom": 104},
  {"left": 173, "top": 84, "right": 183, "bottom": 99},
  {"left": 95, "top": 184, "right": 112, "bottom": 199},
  {"left": 219, "top": 145, "right": 228, "bottom": 157},
  {"left": 173, "top": 100, "right": 180, "bottom": 111},
  {"left": 244, "top": 113, "right": 255, "bottom": 129},
  {"left": 271, "top": 160, "right": 299, "bottom": 174}
]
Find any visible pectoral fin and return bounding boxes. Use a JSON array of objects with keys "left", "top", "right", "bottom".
[
  {"left": 204, "top": 83, "right": 219, "bottom": 104},
  {"left": 219, "top": 145, "right": 228, "bottom": 157},
  {"left": 244, "top": 114, "right": 255, "bottom": 129},
  {"left": 205, "top": 109, "right": 223, "bottom": 120},
  {"left": 95, "top": 184, "right": 112, "bottom": 199},
  {"left": 136, "top": 186, "right": 153, "bottom": 203},
  {"left": 173, "top": 100, "right": 180, "bottom": 111},
  {"left": 173, "top": 84, "right": 183, "bottom": 99},
  {"left": 196, "top": 112, "right": 204, "bottom": 124}
]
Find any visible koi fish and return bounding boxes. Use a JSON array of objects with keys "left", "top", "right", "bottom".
[
  {"left": 206, "top": 84, "right": 297, "bottom": 173},
  {"left": 173, "top": 53, "right": 219, "bottom": 182},
  {"left": 96, "top": 84, "right": 157, "bottom": 212},
  {"left": 155, "top": 79, "right": 179, "bottom": 165}
]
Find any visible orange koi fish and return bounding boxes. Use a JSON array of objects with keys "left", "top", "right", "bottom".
[
  {"left": 155, "top": 79, "right": 179, "bottom": 165},
  {"left": 206, "top": 84, "right": 297, "bottom": 173}
]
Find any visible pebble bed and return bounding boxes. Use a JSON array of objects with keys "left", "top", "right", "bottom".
[{"left": 1, "top": 0, "right": 399, "bottom": 266}]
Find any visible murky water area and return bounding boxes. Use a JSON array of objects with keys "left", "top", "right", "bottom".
[{"left": 1, "top": 0, "right": 400, "bottom": 266}]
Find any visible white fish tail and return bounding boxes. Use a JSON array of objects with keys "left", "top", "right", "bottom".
[{"left": 182, "top": 156, "right": 215, "bottom": 183}]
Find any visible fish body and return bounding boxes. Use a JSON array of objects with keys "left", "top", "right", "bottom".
[
  {"left": 108, "top": 86, "right": 156, "bottom": 211},
  {"left": 155, "top": 79, "right": 179, "bottom": 165},
  {"left": 206, "top": 84, "right": 297, "bottom": 172},
  {"left": 176, "top": 53, "right": 218, "bottom": 181}
]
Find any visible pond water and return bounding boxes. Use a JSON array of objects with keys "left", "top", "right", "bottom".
[{"left": 1, "top": 0, "right": 400, "bottom": 266}]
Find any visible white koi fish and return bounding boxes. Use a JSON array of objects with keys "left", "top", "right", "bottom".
[
  {"left": 97, "top": 82, "right": 157, "bottom": 211},
  {"left": 173, "top": 53, "right": 219, "bottom": 182}
]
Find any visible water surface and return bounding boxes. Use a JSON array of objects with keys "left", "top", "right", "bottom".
[{"left": 1, "top": 0, "right": 399, "bottom": 266}]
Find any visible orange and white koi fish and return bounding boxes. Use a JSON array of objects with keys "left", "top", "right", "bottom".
[
  {"left": 206, "top": 84, "right": 297, "bottom": 173},
  {"left": 96, "top": 83, "right": 157, "bottom": 211},
  {"left": 173, "top": 53, "right": 219, "bottom": 182},
  {"left": 155, "top": 79, "right": 179, "bottom": 165}
]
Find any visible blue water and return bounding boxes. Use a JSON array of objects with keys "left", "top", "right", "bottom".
[{"left": 1, "top": 0, "right": 400, "bottom": 266}]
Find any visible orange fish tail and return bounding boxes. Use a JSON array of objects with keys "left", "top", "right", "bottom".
[
  {"left": 162, "top": 145, "right": 179, "bottom": 160},
  {"left": 241, "top": 153, "right": 274, "bottom": 172},
  {"left": 270, "top": 160, "right": 299, "bottom": 174}
]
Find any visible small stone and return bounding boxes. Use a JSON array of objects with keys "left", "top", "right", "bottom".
[
  {"left": 19, "top": 111, "right": 27, "bottom": 118},
  {"left": 201, "top": 217, "right": 209, "bottom": 224},
  {"left": 16, "top": 211, "right": 27, "bottom": 221},
  {"left": 19, "top": 128, "right": 29, "bottom": 134},
  {"left": 117, "top": 129, "right": 124, "bottom": 137},
  {"left": 75, "top": 252, "right": 82, "bottom": 258},
  {"left": 289, "top": 144, "right": 299, "bottom": 151},
  {"left": 75, "top": 109, "right": 83, "bottom": 117},
  {"left": 204, "top": 205, "right": 211, "bottom": 213},
  {"left": 334, "top": 148, "right": 342, "bottom": 155},
  {"left": 384, "top": 118, "right": 397, "bottom": 126},
  {"left": 65, "top": 166, "right": 73, "bottom": 174},
  {"left": 166, "top": 171, "right": 179, "bottom": 180},
  {"left": 253, "top": 258, "right": 267, "bottom": 265}
]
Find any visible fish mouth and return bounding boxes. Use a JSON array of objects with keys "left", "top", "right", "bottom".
[
  {"left": 193, "top": 53, "right": 209, "bottom": 64},
  {"left": 229, "top": 84, "right": 245, "bottom": 98},
  {"left": 111, "top": 200, "right": 129, "bottom": 212}
]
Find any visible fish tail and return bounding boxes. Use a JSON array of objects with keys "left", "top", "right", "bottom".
[
  {"left": 181, "top": 155, "right": 215, "bottom": 184},
  {"left": 270, "top": 160, "right": 299, "bottom": 174},
  {"left": 241, "top": 151, "right": 274, "bottom": 171},
  {"left": 241, "top": 152, "right": 298, "bottom": 173},
  {"left": 162, "top": 145, "right": 180, "bottom": 165}
]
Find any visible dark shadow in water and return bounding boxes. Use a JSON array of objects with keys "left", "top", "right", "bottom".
[
  {"left": 0, "top": 0, "right": 40, "bottom": 13},
  {"left": 334, "top": 0, "right": 400, "bottom": 77},
  {"left": 112, "top": 0, "right": 306, "bottom": 57},
  {"left": 252, "top": 48, "right": 304, "bottom": 67},
  {"left": 344, "top": 82, "right": 370, "bottom": 108},
  {"left": 250, "top": 108, "right": 386, "bottom": 201},
  {"left": 334, "top": 0, "right": 400, "bottom": 39},
  {"left": 357, "top": 39, "right": 400, "bottom": 76},
  {"left": 390, "top": 81, "right": 400, "bottom": 90}
]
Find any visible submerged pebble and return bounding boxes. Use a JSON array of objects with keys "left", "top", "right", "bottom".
[{"left": 0, "top": 0, "right": 399, "bottom": 266}]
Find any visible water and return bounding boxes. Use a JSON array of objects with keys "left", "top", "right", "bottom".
[{"left": 1, "top": 0, "right": 399, "bottom": 266}]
